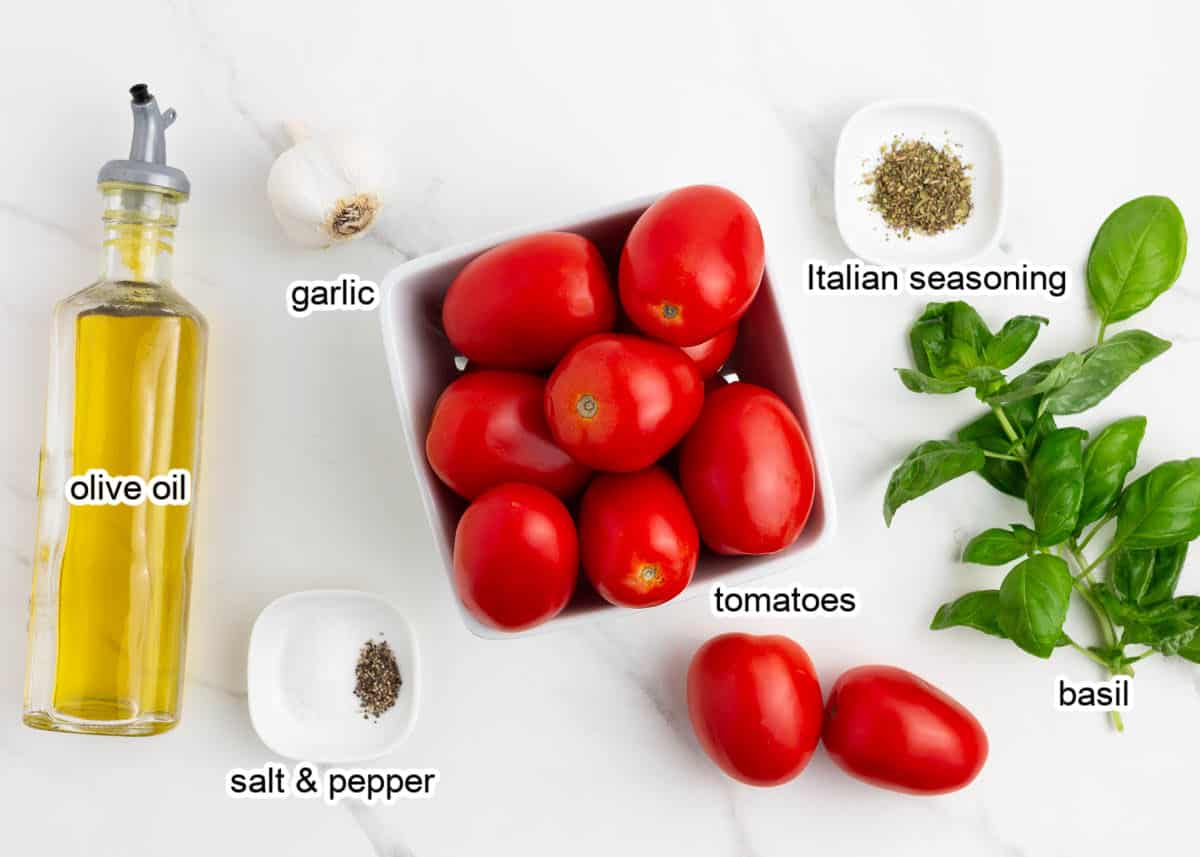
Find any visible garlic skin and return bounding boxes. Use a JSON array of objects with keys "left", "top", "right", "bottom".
[{"left": 267, "top": 123, "right": 395, "bottom": 248}]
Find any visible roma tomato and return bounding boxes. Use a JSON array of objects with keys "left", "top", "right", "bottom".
[
  {"left": 680, "top": 324, "right": 737, "bottom": 380},
  {"left": 443, "top": 232, "right": 616, "bottom": 370},
  {"left": 545, "top": 334, "right": 702, "bottom": 472},
  {"left": 822, "top": 666, "right": 988, "bottom": 795},
  {"left": 426, "top": 370, "right": 590, "bottom": 500},
  {"left": 687, "top": 633, "right": 823, "bottom": 787},
  {"left": 619, "top": 185, "right": 764, "bottom": 347},
  {"left": 578, "top": 467, "right": 697, "bottom": 607},
  {"left": 452, "top": 483, "right": 578, "bottom": 631},
  {"left": 679, "top": 382, "right": 815, "bottom": 555}
]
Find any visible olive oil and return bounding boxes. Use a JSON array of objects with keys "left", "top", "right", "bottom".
[
  {"left": 24, "top": 85, "right": 207, "bottom": 736},
  {"left": 49, "top": 312, "right": 204, "bottom": 724}
]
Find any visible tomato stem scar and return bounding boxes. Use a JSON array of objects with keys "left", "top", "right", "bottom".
[
  {"left": 576, "top": 394, "right": 598, "bottom": 420},
  {"left": 660, "top": 303, "right": 680, "bottom": 320}
]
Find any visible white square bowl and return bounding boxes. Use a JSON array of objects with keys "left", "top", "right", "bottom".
[
  {"left": 834, "top": 99, "right": 1005, "bottom": 266},
  {"left": 379, "top": 192, "right": 837, "bottom": 638},
  {"left": 247, "top": 590, "right": 419, "bottom": 762}
]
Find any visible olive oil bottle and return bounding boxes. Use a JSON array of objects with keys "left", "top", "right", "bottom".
[{"left": 24, "top": 85, "right": 207, "bottom": 736}]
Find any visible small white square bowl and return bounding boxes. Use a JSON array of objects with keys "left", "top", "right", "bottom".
[
  {"left": 834, "top": 99, "right": 1005, "bottom": 266},
  {"left": 247, "top": 590, "right": 419, "bottom": 762},
  {"left": 379, "top": 192, "right": 837, "bottom": 638}
]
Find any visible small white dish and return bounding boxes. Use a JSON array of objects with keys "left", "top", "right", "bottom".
[
  {"left": 247, "top": 590, "right": 419, "bottom": 763},
  {"left": 834, "top": 99, "right": 1005, "bottom": 266},
  {"left": 378, "top": 192, "right": 837, "bottom": 639}
]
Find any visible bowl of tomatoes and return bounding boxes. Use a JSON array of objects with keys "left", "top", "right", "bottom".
[{"left": 379, "top": 187, "right": 836, "bottom": 637}]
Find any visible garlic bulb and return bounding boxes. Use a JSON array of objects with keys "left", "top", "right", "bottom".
[{"left": 267, "top": 122, "right": 395, "bottom": 248}]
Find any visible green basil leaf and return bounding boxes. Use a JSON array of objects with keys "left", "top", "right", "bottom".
[
  {"left": 1110, "top": 549, "right": 1153, "bottom": 607},
  {"left": 1099, "top": 585, "right": 1180, "bottom": 625},
  {"left": 1087, "top": 195, "right": 1188, "bottom": 325},
  {"left": 909, "top": 302, "right": 986, "bottom": 377},
  {"left": 898, "top": 366, "right": 1005, "bottom": 396},
  {"left": 998, "top": 555, "right": 1073, "bottom": 658},
  {"left": 1121, "top": 596, "right": 1200, "bottom": 655},
  {"left": 1077, "top": 416, "right": 1147, "bottom": 529},
  {"left": 958, "top": 398, "right": 1054, "bottom": 498},
  {"left": 1003, "top": 358, "right": 1058, "bottom": 396},
  {"left": 897, "top": 368, "right": 968, "bottom": 394},
  {"left": 985, "top": 315, "right": 1049, "bottom": 370},
  {"left": 965, "top": 366, "right": 1006, "bottom": 398},
  {"left": 883, "top": 440, "right": 985, "bottom": 526},
  {"left": 986, "top": 352, "right": 1084, "bottom": 407},
  {"left": 909, "top": 318, "right": 939, "bottom": 376},
  {"left": 1109, "top": 543, "right": 1187, "bottom": 607},
  {"left": 1040, "top": 330, "right": 1171, "bottom": 415},
  {"left": 1176, "top": 633, "right": 1200, "bottom": 664},
  {"left": 1114, "top": 458, "right": 1200, "bottom": 549},
  {"left": 939, "top": 302, "right": 992, "bottom": 355},
  {"left": 909, "top": 303, "right": 952, "bottom": 376},
  {"left": 1026, "top": 428, "right": 1088, "bottom": 547},
  {"left": 907, "top": 302, "right": 1004, "bottom": 384},
  {"left": 1141, "top": 543, "right": 1188, "bottom": 605},
  {"left": 931, "top": 590, "right": 1006, "bottom": 638},
  {"left": 962, "top": 525, "right": 1036, "bottom": 565}
]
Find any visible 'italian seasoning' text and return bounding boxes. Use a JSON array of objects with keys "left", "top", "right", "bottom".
[{"left": 807, "top": 260, "right": 1069, "bottom": 300}]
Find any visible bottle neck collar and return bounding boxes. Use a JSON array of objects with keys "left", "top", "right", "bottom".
[{"left": 98, "top": 183, "right": 181, "bottom": 286}]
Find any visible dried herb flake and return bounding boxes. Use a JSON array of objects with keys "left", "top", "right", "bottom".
[{"left": 864, "top": 136, "right": 974, "bottom": 238}]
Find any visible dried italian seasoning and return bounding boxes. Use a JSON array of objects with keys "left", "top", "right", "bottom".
[
  {"left": 354, "top": 638, "right": 402, "bottom": 720},
  {"left": 864, "top": 137, "right": 973, "bottom": 238}
]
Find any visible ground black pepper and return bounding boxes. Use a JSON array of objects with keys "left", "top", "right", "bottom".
[
  {"left": 354, "top": 638, "right": 402, "bottom": 720},
  {"left": 864, "top": 136, "right": 973, "bottom": 238}
]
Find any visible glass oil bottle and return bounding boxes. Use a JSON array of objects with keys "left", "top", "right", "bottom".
[{"left": 24, "top": 85, "right": 208, "bottom": 736}]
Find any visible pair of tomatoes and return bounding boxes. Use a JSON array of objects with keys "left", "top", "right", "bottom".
[
  {"left": 425, "top": 186, "right": 817, "bottom": 631},
  {"left": 686, "top": 634, "right": 989, "bottom": 794}
]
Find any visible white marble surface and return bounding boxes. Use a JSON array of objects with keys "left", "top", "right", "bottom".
[{"left": 3, "top": 1, "right": 1199, "bottom": 854}]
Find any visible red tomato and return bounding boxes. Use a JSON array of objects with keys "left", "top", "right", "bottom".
[
  {"left": 679, "top": 382, "right": 815, "bottom": 555},
  {"left": 426, "top": 371, "right": 590, "bottom": 500},
  {"left": 578, "top": 467, "right": 697, "bottom": 607},
  {"left": 823, "top": 666, "right": 989, "bottom": 795},
  {"left": 544, "top": 333, "right": 702, "bottom": 472},
  {"left": 619, "top": 186, "right": 764, "bottom": 347},
  {"left": 687, "top": 633, "right": 823, "bottom": 786},
  {"left": 680, "top": 324, "right": 737, "bottom": 380},
  {"left": 443, "top": 232, "right": 616, "bottom": 370},
  {"left": 452, "top": 483, "right": 578, "bottom": 631}
]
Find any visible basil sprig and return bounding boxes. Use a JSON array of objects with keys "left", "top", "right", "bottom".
[{"left": 884, "top": 194, "right": 1191, "bottom": 731}]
